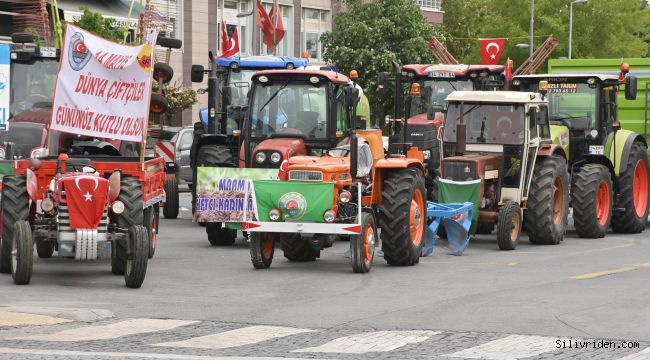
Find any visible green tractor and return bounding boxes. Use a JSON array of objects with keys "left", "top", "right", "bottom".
[{"left": 513, "top": 69, "right": 649, "bottom": 237}]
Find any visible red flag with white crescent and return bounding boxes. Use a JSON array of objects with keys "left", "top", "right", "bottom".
[
  {"left": 62, "top": 176, "right": 109, "bottom": 229},
  {"left": 480, "top": 38, "right": 506, "bottom": 65},
  {"left": 278, "top": 160, "right": 288, "bottom": 181}
]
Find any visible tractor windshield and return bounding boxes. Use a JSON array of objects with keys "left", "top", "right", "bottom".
[
  {"left": 250, "top": 82, "right": 328, "bottom": 139},
  {"left": 0, "top": 122, "right": 45, "bottom": 159},
  {"left": 521, "top": 81, "right": 597, "bottom": 130},
  {"left": 409, "top": 79, "right": 473, "bottom": 117},
  {"left": 227, "top": 69, "right": 256, "bottom": 107},
  {"left": 9, "top": 58, "right": 58, "bottom": 120},
  {"left": 443, "top": 102, "right": 525, "bottom": 145}
]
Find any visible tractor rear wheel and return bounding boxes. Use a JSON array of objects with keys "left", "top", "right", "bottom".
[
  {"left": 35, "top": 238, "right": 55, "bottom": 258},
  {"left": 11, "top": 220, "right": 33, "bottom": 285},
  {"left": 144, "top": 205, "right": 159, "bottom": 259},
  {"left": 1, "top": 176, "right": 29, "bottom": 274},
  {"left": 163, "top": 174, "right": 179, "bottom": 219},
  {"left": 612, "top": 142, "right": 649, "bottom": 233},
  {"left": 113, "top": 177, "right": 144, "bottom": 275},
  {"left": 124, "top": 225, "right": 149, "bottom": 288},
  {"left": 351, "top": 212, "right": 377, "bottom": 273},
  {"left": 496, "top": 201, "right": 521, "bottom": 250},
  {"left": 250, "top": 233, "right": 276, "bottom": 269},
  {"left": 526, "top": 155, "right": 569, "bottom": 245},
  {"left": 379, "top": 168, "right": 426, "bottom": 266},
  {"left": 572, "top": 164, "right": 612, "bottom": 238},
  {"left": 281, "top": 233, "right": 319, "bottom": 261}
]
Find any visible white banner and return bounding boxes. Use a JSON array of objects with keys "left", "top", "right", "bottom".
[
  {"left": 50, "top": 24, "right": 154, "bottom": 142},
  {"left": 0, "top": 44, "right": 9, "bottom": 131}
]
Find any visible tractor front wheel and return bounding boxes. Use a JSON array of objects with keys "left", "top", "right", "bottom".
[
  {"left": 113, "top": 177, "right": 144, "bottom": 275},
  {"left": 163, "top": 175, "right": 179, "bottom": 219},
  {"left": 281, "top": 233, "right": 319, "bottom": 261},
  {"left": 124, "top": 225, "right": 149, "bottom": 288},
  {"left": 11, "top": 220, "right": 33, "bottom": 285},
  {"left": 206, "top": 223, "right": 237, "bottom": 246},
  {"left": 144, "top": 205, "right": 159, "bottom": 258},
  {"left": 0, "top": 176, "right": 29, "bottom": 274},
  {"left": 497, "top": 201, "right": 521, "bottom": 250},
  {"left": 35, "top": 238, "right": 55, "bottom": 258},
  {"left": 378, "top": 168, "right": 426, "bottom": 266},
  {"left": 250, "top": 233, "right": 276, "bottom": 269},
  {"left": 572, "top": 164, "right": 613, "bottom": 238},
  {"left": 351, "top": 212, "right": 377, "bottom": 273},
  {"left": 612, "top": 142, "right": 649, "bottom": 234}
]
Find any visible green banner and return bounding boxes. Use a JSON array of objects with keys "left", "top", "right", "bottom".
[
  {"left": 437, "top": 179, "right": 481, "bottom": 234},
  {"left": 254, "top": 180, "right": 334, "bottom": 222},
  {"left": 0, "top": 161, "right": 14, "bottom": 176}
]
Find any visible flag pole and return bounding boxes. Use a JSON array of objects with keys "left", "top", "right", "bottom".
[
  {"left": 220, "top": 0, "right": 225, "bottom": 55},
  {"left": 273, "top": 0, "right": 278, "bottom": 56}
]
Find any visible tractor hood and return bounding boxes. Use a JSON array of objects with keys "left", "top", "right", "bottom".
[
  {"left": 252, "top": 137, "right": 307, "bottom": 167},
  {"left": 58, "top": 175, "right": 109, "bottom": 229},
  {"left": 287, "top": 155, "right": 351, "bottom": 182}
]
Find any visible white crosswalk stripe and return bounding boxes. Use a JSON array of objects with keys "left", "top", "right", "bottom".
[
  {"left": 154, "top": 325, "right": 315, "bottom": 350},
  {"left": 293, "top": 330, "right": 439, "bottom": 354},
  {"left": 13, "top": 319, "right": 197, "bottom": 341},
  {"left": 618, "top": 346, "right": 650, "bottom": 360},
  {"left": 445, "top": 334, "right": 566, "bottom": 360}
]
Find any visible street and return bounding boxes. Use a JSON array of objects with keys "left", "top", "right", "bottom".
[{"left": 0, "top": 191, "right": 648, "bottom": 360}]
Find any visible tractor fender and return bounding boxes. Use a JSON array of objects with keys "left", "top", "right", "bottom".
[
  {"left": 605, "top": 129, "right": 647, "bottom": 176},
  {"left": 371, "top": 159, "right": 425, "bottom": 207},
  {"left": 190, "top": 133, "right": 230, "bottom": 169},
  {"left": 537, "top": 144, "right": 567, "bottom": 160},
  {"left": 576, "top": 155, "right": 619, "bottom": 193}
]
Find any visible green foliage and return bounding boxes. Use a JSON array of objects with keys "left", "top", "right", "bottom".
[
  {"left": 163, "top": 82, "right": 198, "bottom": 116},
  {"left": 22, "top": 28, "right": 44, "bottom": 47},
  {"left": 321, "top": 0, "right": 440, "bottom": 122},
  {"left": 73, "top": 6, "right": 129, "bottom": 43}
]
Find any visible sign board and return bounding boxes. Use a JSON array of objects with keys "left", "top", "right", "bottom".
[
  {"left": 548, "top": 83, "right": 578, "bottom": 94},
  {"left": 0, "top": 44, "right": 9, "bottom": 131},
  {"left": 50, "top": 24, "right": 153, "bottom": 142}
]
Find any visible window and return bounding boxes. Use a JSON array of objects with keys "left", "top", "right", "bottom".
[
  {"left": 218, "top": 0, "right": 252, "bottom": 56},
  {"left": 301, "top": 8, "right": 329, "bottom": 62},
  {"left": 259, "top": 3, "right": 293, "bottom": 57},
  {"left": 179, "top": 132, "right": 193, "bottom": 149},
  {"left": 416, "top": 0, "right": 441, "bottom": 11},
  {"left": 149, "top": 0, "right": 184, "bottom": 41}
]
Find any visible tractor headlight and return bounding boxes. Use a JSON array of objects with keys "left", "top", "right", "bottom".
[
  {"left": 30, "top": 147, "right": 46, "bottom": 159},
  {"left": 255, "top": 152, "right": 266, "bottom": 164},
  {"left": 323, "top": 209, "right": 336, "bottom": 223},
  {"left": 339, "top": 190, "right": 352, "bottom": 204},
  {"left": 41, "top": 198, "right": 54, "bottom": 213},
  {"left": 269, "top": 208, "right": 281, "bottom": 221},
  {"left": 512, "top": 79, "right": 521, "bottom": 86},
  {"left": 111, "top": 200, "right": 125, "bottom": 214},
  {"left": 422, "top": 150, "right": 431, "bottom": 160},
  {"left": 587, "top": 77, "right": 596, "bottom": 85},
  {"left": 0, "top": 146, "right": 5, "bottom": 159},
  {"left": 270, "top": 152, "right": 282, "bottom": 164}
]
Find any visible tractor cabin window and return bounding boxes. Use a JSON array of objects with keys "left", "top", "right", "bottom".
[
  {"left": 409, "top": 79, "right": 473, "bottom": 118},
  {"left": 443, "top": 103, "right": 525, "bottom": 145},
  {"left": 547, "top": 83, "right": 597, "bottom": 131}
]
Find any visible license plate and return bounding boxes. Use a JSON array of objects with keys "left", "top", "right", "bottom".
[
  {"left": 40, "top": 47, "right": 57, "bottom": 58},
  {"left": 589, "top": 145, "right": 604, "bottom": 155},
  {"left": 429, "top": 71, "right": 455, "bottom": 78}
]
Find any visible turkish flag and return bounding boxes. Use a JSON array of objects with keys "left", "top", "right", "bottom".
[
  {"left": 265, "top": 4, "right": 285, "bottom": 52},
  {"left": 219, "top": 27, "right": 239, "bottom": 58},
  {"left": 256, "top": 0, "right": 275, "bottom": 51},
  {"left": 220, "top": 21, "right": 229, "bottom": 55},
  {"left": 63, "top": 176, "right": 109, "bottom": 230},
  {"left": 504, "top": 57, "right": 514, "bottom": 81},
  {"left": 480, "top": 38, "right": 506, "bottom": 65}
]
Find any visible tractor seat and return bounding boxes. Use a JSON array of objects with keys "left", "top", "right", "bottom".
[{"left": 66, "top": 158, "right": 92, "bottom": 172}]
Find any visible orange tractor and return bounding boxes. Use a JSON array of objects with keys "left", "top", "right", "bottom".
[{"left": 241, "top": 70, "right": 427, "bottom": 272}]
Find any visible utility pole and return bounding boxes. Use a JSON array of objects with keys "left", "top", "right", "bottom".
[{"left": 529, "top": 0, "right": 534, "bottom": 58}]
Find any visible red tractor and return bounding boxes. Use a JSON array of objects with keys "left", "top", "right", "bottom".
[{"left": 0, "top": 150, "right": 166, "bottom": 288}]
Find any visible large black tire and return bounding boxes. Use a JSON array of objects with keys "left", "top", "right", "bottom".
[
  {"left": 35, "top": 238, "right": 55, "bottom": 258},
  {"left": 281, "top": 233, "right": 319, "bottom": 261},
  {"left": 351, "top": 212, "right": 377, "bottom": 273},
  {"left": 112, "top": 178, "right": 144, "bottom": 275},
  {"left": 150, "top": 94, "right": 168, "bottom": 114},
  {"left": 12, "top": 220, "right": 33, "bottom": 285},
  {"left": 612, "top": 142, "right": 649, "bottom": 234},
  {"left": 1, "top": 176, "right": 29, "bottom": 274},
  {"left": 144, "top": 205, "right": 159, "bottom": 259},
  {"left": 378, "top": 168, "right": 426, "bottom": 266},
  {"left": 496, "top": 201, "right": 521, "bottom": 251},
  {"left": 206, "top": 223, "right": 237, "bottom": 246},
  {"left": 156, "top": 36, "right": 182, "bottom": 49},
  {"left": 250, "top": 233, "right": 276, "bottom": 269},
  {"left": 526, "top": 156, "right": 569, "bottom": 245},
  {"left": 572, "top": 164, "right": 613, "bottom": 238},
  {"left": 163, "top": 175, "right": 179, "bottom": 219},
  {"left": 153, "top": 63, "right": 174, "bottom": 83},
  {"left": 124, "top": 225, "right": 149, "bottom": 288},
  {"left": 475, "top": 221, "right": 495, "bottom": 235}
]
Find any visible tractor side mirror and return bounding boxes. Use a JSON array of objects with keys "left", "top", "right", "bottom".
[
  {"left": 156, "top": 36, "right": 182, "bottom": 49},
  {"left": 377, "top": 72, "right": 390, "bottom": 100},
  {"left": 625, "top": 75, "right": 637, "bottom": 100},
  {"left": 191, "top": 65, "right": 205, "bottom": 83},
  {"left": 427, "top": 105, "right": 444, "bottom": 121}
]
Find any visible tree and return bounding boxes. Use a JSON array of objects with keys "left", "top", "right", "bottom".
[
  {"left": 321, "top": 0, "right": 441, "bottom": 122},
  {"left": 73, "top": 6, "right": 129, "bottom": 43}
]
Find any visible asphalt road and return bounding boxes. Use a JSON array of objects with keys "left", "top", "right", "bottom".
[{"left": 0, "top": 191, "right": 649, "bottom": 360}]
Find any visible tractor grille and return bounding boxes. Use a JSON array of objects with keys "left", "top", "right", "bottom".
[
  {"left": 289, "top": 170, "right": 323, "bottom": 182},
  {"left": 443, "top": 162, "right": 477, "bottom": 181},
  {"left": 58, "top": 192, "right": 109, "bottom": 233}
]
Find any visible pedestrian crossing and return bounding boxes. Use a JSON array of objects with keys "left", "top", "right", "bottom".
[{"left": 0, "top": 318, "right": 648, "bottom": 360}]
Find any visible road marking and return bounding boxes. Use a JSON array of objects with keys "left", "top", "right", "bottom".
[
  {"left": 571, "top": 262, "right": 650, "bottom": 280},
  {"left": 154, "top": 325, "right": 315, "bottom": 349},
  {"left": 13, "top": 319, "right": 197, "bottom": 341},
  {"left": 0, "top": 311, "right": 72, "bottom": 327},
  {"left": 618, "top": 346, "right": 650, "bottom": 360},
  {"left": 0, "top": 347, "right": 330, "bottom": 360},
  {"left": 445, "top": 335, "right": 564, "bottom": 359},
  {"left": 293, "top": 330, "right": 438, "bottom": 353}
]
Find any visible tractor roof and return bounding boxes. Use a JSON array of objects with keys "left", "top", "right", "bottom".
[
  {"left": 253, "top": 69, "right": 350, "bottom": 84},
  {"left": 447, "top": 91, "right": 546, "bottom": 104},
  {"left": 514, "top": 73, "right": 621, "bottom": 82},
  {"left": 403, "top": 64, "right": 504, "bottom": 77}
]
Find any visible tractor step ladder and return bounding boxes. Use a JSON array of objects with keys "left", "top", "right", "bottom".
[
  {"left": 645, "top": 82, "right": 649, "bottom": 141},
  {"left": 429, "top": 37, "right": 459, "bottom": 65},
  {"left": 513, "top": 35, "right": 559, "bottom": 76}
]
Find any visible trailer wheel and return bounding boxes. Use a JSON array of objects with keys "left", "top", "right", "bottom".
[
  {"left": 11, "top": 220, "right": 33, "bottom": 285},
  {"left": 206, "top": 223, "right": 236, "bottom": 246},
  {"left": 281, "top": 233, "right": 319, "bottom": 261},
  {"left": 572, "top": 164, "right": 612, "bottom": 238},
  {"left": 153, "top": 63, "right": 174, "bottom": 84},
  {"left": 150, "top": 94, "right": 169, "bottom": 114},
  {"left": 250, "top": 233, "right": 276, "bottom": 269},
  {"left": 124, "top": 225, "right": 149, "bottom": 288},
  {"left": 526, "top": 155, "right": 569, "bottom": 245},
  {"left": 496, "top": 201, "right": 521, "bottom": 251},
  {"left": 351, "top": 212, "right": 377, "bottom": 273},
  {"left": 163, "top": 174, "right": 179, "bottom": 219},
  {"left": 379, "top": 168, "right": 425, "bottom": 266},
  {"left": 144, "top": 205, "right": 159, "bottom": 259},
  {"left": 35, "top": 238, "right": 55, "bottom": 258},
  {"left": 0, "top": 176, "right": 29, "bottom": 274},
  {"left": 612, "top": 142, "right": 649, "bottom": 234}
]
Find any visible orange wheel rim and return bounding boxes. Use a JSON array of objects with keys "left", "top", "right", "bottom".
[
  {"left": 633, "top": 160, "right": 649, "bottom": 217},
  {"left": 510, "top": 211, "right": 521, "bottom": 241},
  {"left": 152, "top": 104, "right": 163, "bottom": 113},
  {"left": 262, "top": 237, "right": 273, "bottom": 259},
  {"left": 552, "top": 176, "right": 565, "bottom": 225},
  {"left": 363, "top": 225, "right": 374, "bottom": 263},
  {"left": 596, "top": 180, "right": 610, "bottom": 226},
  {"left": 409, "top": 189, "right": 425, "bottom": 246}
]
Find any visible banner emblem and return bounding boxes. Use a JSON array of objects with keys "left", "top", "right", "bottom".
[
  {"left": 278, "top": 192, "right": 307, "bottom": 220},
  {"left": 68, "top": 32, "right": 91, "bottom": 71}
]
